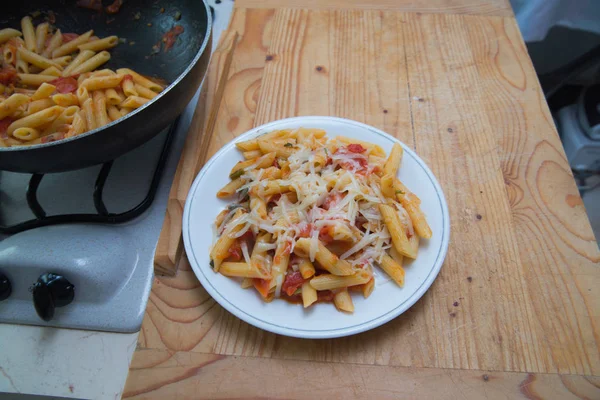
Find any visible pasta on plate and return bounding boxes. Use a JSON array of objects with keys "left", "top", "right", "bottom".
[
  {"left": 211, "top": 128, "right": 432, "bottom": 313},
  {"left": 0, "top": 16, "right": 165, "bottom": 147}
]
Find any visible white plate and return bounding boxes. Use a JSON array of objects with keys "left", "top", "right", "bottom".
[{"left": 183, "top": 116, "right": 450, "bottom": 339}]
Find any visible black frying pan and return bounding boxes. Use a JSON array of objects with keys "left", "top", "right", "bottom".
[{"left": 0, "top": 0, "right": 211, "bottom": 173}]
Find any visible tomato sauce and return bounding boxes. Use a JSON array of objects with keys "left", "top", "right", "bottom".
[
  {"left": 163, "top": 25, "right": 184, "bottom": 51},
  {"left": 49, "top": 77, "right": 78, "bottom": 94}
]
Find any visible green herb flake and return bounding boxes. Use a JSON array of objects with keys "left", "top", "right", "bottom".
[
  {"left": 209, "top": 260, "right": 215, "bottom": 268},
  {"left": 395, "top": 190, "right": 405, "bottom": 195},
  {"left": 284, "top": 142, "right": 294, "bottom": 148},
  {"left": 229, "top": 169, "right": 244, "bottom": 180},
  {"left": 315, "top": 162, "right": 321, "bottom": 167}
]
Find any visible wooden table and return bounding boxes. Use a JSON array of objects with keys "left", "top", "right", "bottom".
[{"left": 124, "top": 0, "right": 600, "bottom": 398}]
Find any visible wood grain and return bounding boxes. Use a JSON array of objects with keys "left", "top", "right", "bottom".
[
  {"left": 129, "top": 5, "right": 600, "bottom": 396},
  {"left": 236, "top": 0, "right": 513, "bottom": 17},
  {"left": 124, "top": 350, "right": 600, "bottom": 399}
]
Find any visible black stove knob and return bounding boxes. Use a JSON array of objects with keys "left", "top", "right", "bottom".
[
  {"left": 32, "top": 273, "right": 75, "bottom": 322},
  {"left": 0, "top": 273, "right": 11, "bottom": 301}
]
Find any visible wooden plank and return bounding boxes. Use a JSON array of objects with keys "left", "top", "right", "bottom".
[
  {"left": 154, "top": 32, "right": 237, "bottom": 276},
  {"left": 204, "top": 8, "right": 277, "bottom": 157},
  {"left": 464, "top": 16, "right": 600, "bottom": 374},
  {"left": 123, "top": 349, "right": 600, "bottom": 399},
  {"left": 153, "top": 7, "right": 274, "bottom": 275},
  {"left": 405, "top": 11, "right": 600, "bottom": 374},
  {"left": 132, "top": 9, "right": 600, "bottom": 396},
  {"left": 135, "top": 9, "right": 600, "bottom": 376},
  {"left": 254, "top": 9, "right": 413, "bottom": 148},
  {"left": 402, "top": 12, "right": 599, "bottom": 375},
  {"left": 236, "top": 0, "right": 513, "bottom": 17}
]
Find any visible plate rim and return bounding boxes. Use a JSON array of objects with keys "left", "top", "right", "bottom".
[{"left": 182, "top": 116, "right": 450, "bottom": 339}]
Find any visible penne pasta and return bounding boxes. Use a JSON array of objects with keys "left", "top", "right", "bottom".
[
  {"left": 52, "top": 93, "right": 79, "bottom": 107},
  {"left": 78, "top": 36, "right": 118, "bottom": 52},
  {"left": 26, "top": 98, "right": 54, "bottom": 115},
  {"left": 81, "top": 98, "right": 96, "bottom": 131},
  {"left": 15, "top": 52, "right": 28, "bottom": 74},
  {"left": 62, "top": 50, "right": 95, "bottom": 77},
  {"left": 20, "top": 17, "right": 36, "bottom": 52},
  {"left": 35, "top": 23, "right": 49, "bottom": 54},
  {"left": 301, "top": 282, "right": 317, "bottom": 308},
  {"left": 258, "top": 139, "right": 294, "bottom": 158},
  {"left": 70, "top": 50, "right": 110, "bottom": 75},
  {"left": 81, "top": 74, "right": 124, "bottom": 91},
  {"left": 236, "top": 138, "right": 259, "bottom": 152},
  {"left": 107, "top": 105, "right": 121, "bottom": 121},
  {"left": 42, "top": 29, "right": 62, "bottom": 58},
  {"left": 52, "top": 30, "right": 93, "bottom": 58},
  {"left": 362, "top": 278, "right": 375, "bottom": 298},
  {"left": 217, "top": 178, "right": 245, "bottom": 198},
  {"left": 379, "top": 203, "right": 417, "bottom": 259},
  {"left": 294, "top": 238, "right": 354, "bottom": 276},
  {"left": 0, "top": 94, "right": 30, "bottom": 119},
  {"left": 104, "top": 88, "right": 124, "bottom": 105},
  {"left": 383, "top": 142, "right": 403, "bottom": 176},
  {"left": 219, "top": 262, "right": 270, "bottom": 279},
  {"left": 92, "top": 90, "right": 110, "bottom": 127},
  {"left": 116, "top": 68, "right": 163, "bottom": 92},
  {"left": 119, "top": 95, "right": 149, "bottom": 109},
  {"left": 379, "top": 254, "right": 405, "bottom": 287},
  {"left": 298, "top": 258, "right": 316, "bottom": 279},
  {"left": 243, "top": 149, "right": 262, "bottom": 160},
  {"left": 7, "top": 105, "right": 63, "bottom": 135},
  {"left": 0, "top": 15, "right": 158, "bottom": 147},
  {"left": 134, "top": 83, "right": 158, "bottom": 100},
  {"left": 309, "top": 271, "right": 371, "bottom": 291},
  {"left": 121, "top": 74, "right": 137, "bottom": 96},
  {"left": 31, "top": 83, "right": 56, "bottom": 101},
  {"left": 66, "top": 111, "right": 86, "bottom": 138},
  {"left": 333, "top": 289, "right": 354, "bottom": 313},
  {"left": 40, "top": 66, "right": 62, "bottom": 77},
  {"left": 0, "top": 28, "right": 22, "bottom": 44},
  {"left": 2, "top": 42, "right": 17, "bottom": 65},
  {"left": 17, "top": 73, "right": 55, "bottom": 86},
  {"left": 12, "top": 127, "right": 40, "bottom": 141},
  {"left": 52, "top": 55, "right": 72, "bottom": 67},
  {"left": 76, "top": 85, "right": 90, "bottom": 104}
]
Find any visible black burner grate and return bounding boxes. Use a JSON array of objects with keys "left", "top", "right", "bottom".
[{"left": 0, "top": 118, "right": 179, "bottom": 235}]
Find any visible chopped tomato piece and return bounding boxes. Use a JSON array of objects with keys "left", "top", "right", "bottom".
[
  {"left": 163, "top": 25, "right": 185, "bottom": 51},
  {"left": 62, "top": 33, "right": 80, "bottom": 43},
  {"left": 49, "top": 77, "right": 78, "bottom": 94},
  {"left": 297, "top": 223, "right": 312, "bottom": 238},
  {"left": 253, "top": 278, "right": 271, "bottom": 299},
  {"left": 76, "top": 0, "right": 102, "bottom": 11},
  {"left": 347, "top": 143, "right": 366, "bottom": 153},
  {"left": 0, "top": 117, "right": 14, "bottom": 139},
  {"left": 0, "top": 68, "right": 17, "bottom": 85},
  {"left": 106, "top": 0, "right": 124, "bottom": 14},
  {"left": 317, "top": 290, "right": 335, "bottom": 302},
  {"left": 227, "top": 241, "right": 242, "bottom": 261},
  {"left": 239, "top": 230, "right": 255, "bottom": 242},
  {"left": 319, "top": 227, "right": 334, "bottom": 244},
  {"left": 282, "top": 271, "right": 305, "bottom": 296},
  {"left": 322, "top": 192, "right": 342, "bottom": 210}
]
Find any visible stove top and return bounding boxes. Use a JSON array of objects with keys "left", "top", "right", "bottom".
[{"left": 0, "top": 0, "right": 234, "bottom": 333}]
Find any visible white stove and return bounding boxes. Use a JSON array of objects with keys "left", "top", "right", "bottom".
[{"left": 0, "top": 0, "right": 234, "bottom": 333}]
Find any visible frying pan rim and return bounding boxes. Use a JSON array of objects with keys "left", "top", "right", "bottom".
[{"left": 0, "top": 0, "right": 212, "bottom": 153}]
